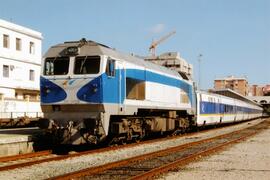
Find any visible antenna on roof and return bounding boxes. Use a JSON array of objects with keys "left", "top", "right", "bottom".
[{"left": 78, "top": 38, "right": 88, "bottom": 47}]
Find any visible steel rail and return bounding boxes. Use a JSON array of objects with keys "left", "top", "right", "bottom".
[{"left": 0, "top": 150, "right": 52, "bottom": 163}]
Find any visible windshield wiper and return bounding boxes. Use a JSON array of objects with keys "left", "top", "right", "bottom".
[{"left": 79, "top": 56, "right": 88, "bottom": 74}]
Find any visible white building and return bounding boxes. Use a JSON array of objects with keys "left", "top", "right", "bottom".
[
  {"left": 0, "top": 19, "right": 42, "bottom": 119},
  {"left": 145, "top": 52, "right": 193, "bottom": 80}
]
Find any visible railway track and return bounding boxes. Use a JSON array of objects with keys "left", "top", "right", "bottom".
[
  {"left": 0, "top": 120, "right": 237, "bottom": 172},
  {"left": 0, "top": 150, "right": 57, "bottom": 171},
  {"left": 0, "top": 118, "right": 267, "bottom": 179},
  {"left": 50, "top": 119, "right": 270, "bottom": 180}
]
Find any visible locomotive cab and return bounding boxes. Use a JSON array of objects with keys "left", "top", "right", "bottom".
[{"left": 40, "top": 43, "right": 123, "bottom": 144}]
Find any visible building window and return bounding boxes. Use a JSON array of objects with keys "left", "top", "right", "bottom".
[
  {"left": 3, "top": 65, "right": 9, "bottom": 78},
  {"left": 3, "top": 34, "right": 9, "bottom": 48},
  {"left": 29, "top": 41, "right": 35, "bottom": 54},
  {"left": 29, "top": 69, "right": 35, "bottom": 81},
  {"left": 16, "top": 38, "right": 21, "bottom": 51}
]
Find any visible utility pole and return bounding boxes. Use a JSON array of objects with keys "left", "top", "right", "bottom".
[{"left": 198, "top": 54, "right": 203, "bottom": 90}]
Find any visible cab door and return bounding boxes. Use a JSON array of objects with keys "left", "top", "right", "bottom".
[{"left": 104, "top": 58, "right": 125, "bottom": 113}]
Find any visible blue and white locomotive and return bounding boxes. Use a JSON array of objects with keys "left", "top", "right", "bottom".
[{"left": 39, "top": 39, "right": 262, "bottom": 145}]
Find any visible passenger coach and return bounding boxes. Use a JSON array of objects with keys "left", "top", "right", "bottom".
[{"left": 197, "top": 89, "right": 262, "bottom": 126}]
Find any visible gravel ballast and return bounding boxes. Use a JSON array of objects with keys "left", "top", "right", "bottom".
[{"left": 158, "top": 119, "right": 270, "bottom": 180}]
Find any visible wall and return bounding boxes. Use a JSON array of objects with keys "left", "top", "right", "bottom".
[{"left": 0, "top": 98, "right": 42, "bottom": 119}]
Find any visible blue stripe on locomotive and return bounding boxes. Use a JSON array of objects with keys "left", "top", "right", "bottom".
[
  {"left": 200, "top": 101, "right": 261, "bottom": 115},
  {"left": 77, "top": 69, "right": 126, "bottom": 103},
  {"left": 40, "top": 77, "right": 67, "bottom": 103},
  {"left": 41, "top": 69, "right": 193, "bottom": 105},
  {"left": 125, "top": 69, "right": 194, "bottom": 105}
]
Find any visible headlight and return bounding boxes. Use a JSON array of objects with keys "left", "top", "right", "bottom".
[{"left": 92, "top": 84, "right": 98, "bottom": 93}]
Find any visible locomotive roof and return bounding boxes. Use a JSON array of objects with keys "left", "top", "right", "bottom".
[{"left": 44, "top": 39, "right": 187, "bottom": 82}]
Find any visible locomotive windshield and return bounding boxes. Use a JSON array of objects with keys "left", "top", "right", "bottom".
[
  {"left": 74, "top": 56, "right": 100, "bottom": 74},
  {"left": 44, "top": 57, "right": 69, "bottom": 75}
]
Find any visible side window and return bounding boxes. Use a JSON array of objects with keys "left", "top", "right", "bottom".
[
  {"left": 3, "top": 65, "right": 9, "bottom": 77},
  {"left": 106, "top": 58, "right": 116, "bottom": 77},
  {"left": 29, "top": 42, "right": 35, "bottom": 54},
  {"left": 29, "top": 69, "right": 35, "bottom": 81},
  {"left": 16, "top": 38, "right": 22, "bottom": 51},
  {"left": 3, "top": 34, "right": 9, "bottom": 48}
]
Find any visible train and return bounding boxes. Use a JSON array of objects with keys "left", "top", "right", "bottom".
[{"left": 38, "top": 39, "right": 263, "bottom": 145}]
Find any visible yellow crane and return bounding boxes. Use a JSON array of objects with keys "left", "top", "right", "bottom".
[{"left": 149, "top": 31, "right": 176, "bottom": 57}]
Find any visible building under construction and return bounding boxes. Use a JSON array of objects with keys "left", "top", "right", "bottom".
[
  {"left": 145, "top": 31, "right": 193, "bottom": 80},
  {"left": 145, "top": 52, "right": 193, "bottom": 80}
]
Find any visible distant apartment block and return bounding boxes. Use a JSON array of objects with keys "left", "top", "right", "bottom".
[
  {"left": 249, "top": 84, "right": 270, "bottom": 96},
  {"left": 263, "top": 85, "right": 270, "bottom": 96},
  {"left": 0, "top": 19, "right": 42, "bottom": 100},
  {"left": 214, "top": 76, "right": 248, "bottom": 96},
  {"left": 249, "top": 85, "right": 264, "bottom": 96},
  {"left": 145, "top": 52, "right": 193, "bottom": 80}
]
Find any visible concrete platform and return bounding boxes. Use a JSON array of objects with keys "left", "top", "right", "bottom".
[
  {"left": 160, "top": 119, "right": 270, "bottom": 180},
  {"left": 0, "top": 127, "right": 42, "bottom": 157}
]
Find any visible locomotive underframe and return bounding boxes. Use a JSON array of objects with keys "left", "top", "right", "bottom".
[
  {"left": 39, "top": 104, "right": 194, "bottom": 145},
  {"left": 108, "top": 110, "right": 193, "bottom": 144}
]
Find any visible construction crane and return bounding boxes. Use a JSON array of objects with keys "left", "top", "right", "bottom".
[{"left": 149, "top": 31, "right": 176, "bottom": 57}]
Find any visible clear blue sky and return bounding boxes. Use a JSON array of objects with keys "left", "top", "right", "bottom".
[{"left": 1, "top": 0, "right": 269, "bottom": 89}]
